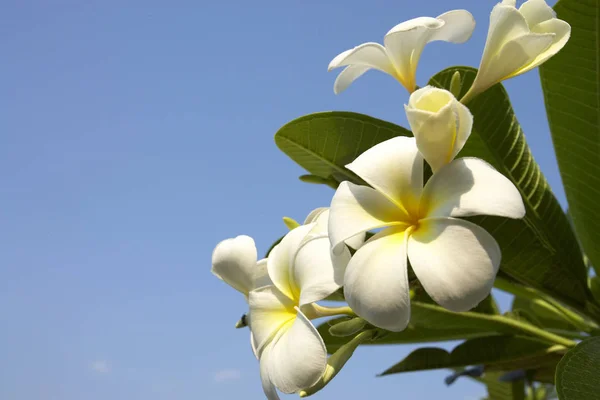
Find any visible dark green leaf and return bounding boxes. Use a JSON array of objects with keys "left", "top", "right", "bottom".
[
  {"left": 275, "top": 111, "right": 412, "bottom": 186},
  {"left": 430, "top": 67, "right": 590, "bottom": 312},
  {"left": 539, "top": 0, "right": 600, "bottom": 283},
  {"left": 555, "top": 337, "right": 600, "bottom": 399},
  {"left": 380, "top": 336, "right": 564, "bottom": 376}
]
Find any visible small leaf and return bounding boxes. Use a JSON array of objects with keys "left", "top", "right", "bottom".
[{"left": 555, "top": 336, "right": 600, "bottom": 400}]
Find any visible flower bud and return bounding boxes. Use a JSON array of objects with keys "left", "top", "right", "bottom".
[
  {"left": 328, "top": 317, "right": 367, "bottom": 337},
  {"left": 405, "top": 86, "right": 473, "bottom": 172}
]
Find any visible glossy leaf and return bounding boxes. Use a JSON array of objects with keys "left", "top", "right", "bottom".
[
  {"left": 555, "top": 337, "right": 600, "bottom": 399},
  {"left": 275, "top": 111, "right": 411, "bottom": 187},
  {"left": 539, "top": 0, "right": 600, "bottom": 279},
  {"left": 429, "top": 67, "right": 590, "bottom": 312}
]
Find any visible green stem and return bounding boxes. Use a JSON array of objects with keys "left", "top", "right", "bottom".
[
  {"left": 488, "top": 314, "right": 577, "bottom": 348},
  {"left": 309, "top": 304, "right": 355, "bottom": 318},
  {"left": 495, "top": 277, "right": 595, "bottom": 332}
]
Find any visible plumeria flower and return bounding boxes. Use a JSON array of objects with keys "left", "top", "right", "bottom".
[
  {"left": 328, "top": 135, "right": 525, "bottom": 332},
  {"left": 328, "top": 10, "right": 475, "bottom": 94},
  {"left": 405, "top": 85, "right": 472, "bottom": 173},
  {"left": 462, "top": 0, "right": 571, "bottom": 103},
  {"left": 250, "top": 221, "right": 354, "bottom": 399},
  {"left": 212, "top": 235, "right": 270, "bottom": 300},
  {"left": 211, "top": 235, "right": 272, "bottom": 355}
]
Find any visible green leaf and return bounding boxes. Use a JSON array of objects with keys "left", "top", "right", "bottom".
[
  {"left": 539, "top": 0, "right": 600, "bottom": 282},
  {"left": 555, "top": 337, "right": 600, "bottom": 400},
  {"left": 275, "top": 111, "right": 412, "bottom": 186},
  {"left": 429, "top": 67, "right": 590, "bottom": 312},
  {"left": 318, "top": 304, "right": 503, "bottom": 353},
  {"left": 512, "top": 296, "right": 575, "bottom": 331},
  {"left": 478, "top": 371, "right": 526, "bottom": 400},
  {"left": 320, "top": 301, "right": 536, "bottom": 353},
  {"left": 589, "top": 277, "right": 600, "bottom": 303},
  {"left": 380, "top": 336, "right": 565, "bottom": 376}
]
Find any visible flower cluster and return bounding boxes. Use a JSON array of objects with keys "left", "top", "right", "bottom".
[{"left": 211, "top": 0, "right": 570, "bottom": 398}]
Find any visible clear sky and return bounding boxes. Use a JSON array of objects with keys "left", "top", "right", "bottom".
[{"left": 0, "top": 1, "right": 564, "bottom": 399}]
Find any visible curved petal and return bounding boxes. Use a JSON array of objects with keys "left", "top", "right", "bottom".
[
  {"left": 406, "top": 87, "right": 473, "bottom": 172},
  {"left": 519, "top": 18, "right": 571, "bottom": 75},
  {"left": 254, "top": 258, "right": 272, "bottom": 289},
  {"left": 251, "top": 331, "right": 259, "bottom": 359},
  {"left": 248, "top": 286, "right": 296, "bottom": 356},
  {"left": 430, "top": 10, "right": 476, "bottom": 43},
  {"left": 305, "top": 208, "right": 365, "bottom": 250},
  {"left": 420, "top": 158, "right": 525, "bottom": 219},
  {"left": 344, "top": 228, "right": 411, "bottom": 332},
  {"left": 329, "top": 181, "right": 406, "bottom": 253},
  {"left": 495, "top": 33, "right": 554, "bottom": 80},
  {"left": 211, "top": 235, "right": 258, "bottom": 295},
  {"left": 328, "top": 42, "right": 395, "bottom": 74},
  {"left": 333, "top": 65, "right": 372, "bottom": 94},
  {"left": 268, "top": 224, "right": 314, "bottom": 300},
  {"left": 346, "top": 136, "right": 423, "bottom": 215},
  {"left": 384, "top": 17, "right": 441, "bottom": 91},
  {"left": 519, "top": 0, "right": 556, "bottom": 27},
  {"left": 266, "top": 308, "right": 327, "bottom": 394},
  {"left": 260, "top": 344, "right": 281, "bottom": 400},
  {"left": 293, "top": 235, "right": 348, "bottom": 306},
  {"left": 408, "top": 217, "right": 501, "bottom": 312},
  {"left": 303, "top": 207, "right": 328, "bottom": 225}
]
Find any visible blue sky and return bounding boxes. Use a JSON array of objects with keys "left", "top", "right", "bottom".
[{"left": 0, "top": 1, "right": 563, "bottom": 399}]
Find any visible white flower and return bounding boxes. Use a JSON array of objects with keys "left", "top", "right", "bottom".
[
  {"left": 328, "top": 10, "right": 475, "bottom": 94},
  {"left": 211, "top": 235, "right": 270, "bottom": 299},
  {"left": 249, "top": 222, "right": 349, "bottom": 399},
  {"left": 328, "top": 136, "right": 525, "bottom": 332},
  {"left": 405, "top": 86, "right": 473, "bottom": 172},
  {"left": 462, "top": 0, "right": 571, "bottom": 103}
]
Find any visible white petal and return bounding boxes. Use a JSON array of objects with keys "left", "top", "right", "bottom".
[
  {"left": 519, "top": 18, "right": 571, "bottom": 75},
  {"left": 293, "top": 235, "right": 348, "bottom": 306},
  {"left": 266, "top": 308, "right": 327, "bottom": 394},
  {"left": 329, "top": 181, "right": 406, "bottom": 252},
  {"left": 384, "top": 17, "right": 441, "bottom": 91},
  {"left": 260, "top": 344, "right": 281, "bottom": 400},
  {"left": 344, "top": 228, "right": 411, "bottom": 332},
  {"left": 408, "top": 217, "right": 501, "bottom": 312},
  {"left": 211, "top": 235, "right": 257, "bottom": 296},
  {"left": 328, "top": 42, "right": 394, "bottom": 74},
  {"left": 493, "top": 32, "right": 554, "bottom": 80},
  {"left": 303, "top": 207, "right": 328, "bottom": 225},
  {"left": 267, "top": 224, "right": 314, "bottom": 300},
  {"left": 346, "top": 136, "right": 423, "bottom": 216},
  {"left": 333, "top": 65, "right": 372, "bottom": 94},
  {"left": 254, "top": 258, "right": 272, "bottom": 289},
  {"left": 429, "top": 10, "right": 476, "bottom": 43},
  {"left": 420, "top": 158, "right": 525, "bottom": 219},
  {"left": 405, "top": 86, "right": 473, "bottom": 172},
  {"left": 251, "top": 331, "right": 259, "bottom": 359},
  {"left": 248, "top": 286, "right": 296, "bottom": 356},
  {"left": 519, "top": 0, "right": 555, "bottom": 27}
]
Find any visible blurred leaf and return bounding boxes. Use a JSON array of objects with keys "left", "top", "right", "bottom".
[
  {"left": 589, "top": 277, "right": 600, "bottom": 303},
  {"left": 512, "top": 296, "right": 575, "bottom": 331},
  {"left": 430, "top": 67, "right": 590, "bottom": 313},
  {"left": 539, "top": 0, "right": 600, "bottom": 281},
  {"left": 555, "top": 337, "right": 600, "bottom": 399},
  {"left": 479, "top": 371, "right": 526, "bottom": 400},
  {"left": 264, "top": 235, "right": 283, "bottom": 258},
  {"left": 379, "top": 336, "right": 565, "bottom": 376}
]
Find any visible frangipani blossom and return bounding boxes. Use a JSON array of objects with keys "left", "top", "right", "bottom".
[
  {"left": 328, "top": 136, "right": 525, "bottom": 332},
  {"left": 462, "top": 0, "right": 571, "bottom": 103},
  {"left": 249, "top": 222, "right": 351, "bottom": 399},
  {"left": 405, "top": 86, "right": 473, "bottom": 172},
  {"left": 328, "top": 10, "right": 475, "bottom": 94},
  {"left": 211, "top": 235, "right": 270, "bottom": 299}
]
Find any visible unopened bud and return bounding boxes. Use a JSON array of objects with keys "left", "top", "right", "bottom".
[
  {"left": 449, "top": 70, "right": 462, "bottom": 98},
  {"left": 328, "top": 318, "right": 366, "bottom": 337},
  {"left": 282, "top": 217, "right": 300, "bottom": 230}
]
